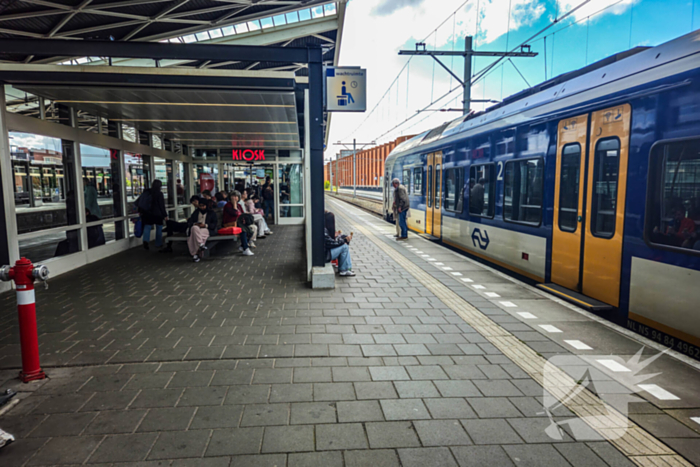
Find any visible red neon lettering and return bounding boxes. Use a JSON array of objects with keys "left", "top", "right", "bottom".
[{"left": 232, "top": 149, "right": 265, "bottom": 161}]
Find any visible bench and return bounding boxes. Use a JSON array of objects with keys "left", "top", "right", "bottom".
[{"left": 163, "top": 233, "right": 239, "bottom": 257}]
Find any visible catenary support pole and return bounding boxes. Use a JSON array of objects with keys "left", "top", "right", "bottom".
[{"left": 464, "top": 36, "right": 472, "bottom": 115}]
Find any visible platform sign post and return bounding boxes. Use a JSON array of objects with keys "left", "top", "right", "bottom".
[{"left": 326, "top": 67, "right": 367, "bottom": 112}]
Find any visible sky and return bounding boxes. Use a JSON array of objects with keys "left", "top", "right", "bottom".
[{"left": 325, "top": 0, "right": 700, "bottom": 161}]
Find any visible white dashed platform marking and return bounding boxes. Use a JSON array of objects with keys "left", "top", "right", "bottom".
[
  {"left": 451, "top": 272, "right": 463, "bottom": 276},
  {"left": 597, "top": 359, "right": 631, "bottom": 373},
  {"left": 539, "top": 325, "right": 562, "bottom": 333},
  {"left": 517, "top": 312, "right": 537, "bottom": 319},
  {"left": 500, "top": 301, "right": 517, "bottom": 307},
  {"left": 472, "top": 285, "right": 485, "bottom": 290},
  {"left": 638, "top": 384, "right": 680, "bottom": 401},
  {"left": 460, "top": 278, "right": 473, "bottom": 283},
  {"left": 484, "top": 292, "right": 500, "bottom": 298},
  {"left": 564, "top": 340, "right": 593, "bottom": 350}
]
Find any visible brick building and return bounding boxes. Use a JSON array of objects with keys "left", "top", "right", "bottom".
[{"left": 324, "top": 135, "right": 413, "bottom": 189}]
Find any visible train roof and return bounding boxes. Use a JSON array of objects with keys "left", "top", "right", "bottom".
[{"left": 389, "top": 29, "right": 700, "bottom": 158}]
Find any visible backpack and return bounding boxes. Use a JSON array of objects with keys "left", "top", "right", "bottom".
[
  {"left": 263, "top": 186, "right": 274, "bottom": 200},
  {"left": 136, "top": 189, "right": 152, "bottom": 212},
  {"left": 238, "top": 213, "right": 255, "bottom": 226}
]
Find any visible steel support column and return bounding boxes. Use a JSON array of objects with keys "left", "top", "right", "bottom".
[{"left": 308, "top": 46, "right": 324, "bottom": 268}]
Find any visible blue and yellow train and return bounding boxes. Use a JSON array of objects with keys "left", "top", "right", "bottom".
[{"left": 383, "top": 30, "right": 700, "bottom": 358}]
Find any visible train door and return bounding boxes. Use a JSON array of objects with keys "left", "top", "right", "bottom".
[
  {"left": 550, "top": 105, "right": 631, "bottom": 308},
  {"left": 426, "top": 152, "right": 443, "bottom": 237}
]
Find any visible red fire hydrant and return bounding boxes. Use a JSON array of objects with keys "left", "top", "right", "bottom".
[{"left": 0, "top": 258, "right": 49, "bottom": 383}]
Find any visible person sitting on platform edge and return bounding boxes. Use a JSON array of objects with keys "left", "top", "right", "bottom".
[
  {"left": 392, "top": 178, "right": 409, "bottom": 240},
  {"left": 187, "top": 199, "right": 217, "bottom": 263},
  {"left": 324, "top": 227, "right": 355, "bottom": 276}
]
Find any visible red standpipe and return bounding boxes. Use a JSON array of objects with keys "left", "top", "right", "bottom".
[{"left": 1, "top": 258, "right": 47, "bottom": 383}]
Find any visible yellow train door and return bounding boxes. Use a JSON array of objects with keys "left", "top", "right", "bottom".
[
  {"left": 551, "top": 115, "right": 589, "bottom": 291},
  {"left": 581, "top": 104, "right": 631, "bottom": 307}
]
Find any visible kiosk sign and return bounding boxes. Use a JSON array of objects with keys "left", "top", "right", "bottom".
[
  {"left": 232, "top": 149, "right": 266, "bottom": 161},
  {"left": 326, "top": 67, "right": 366, "bottom": 112}
]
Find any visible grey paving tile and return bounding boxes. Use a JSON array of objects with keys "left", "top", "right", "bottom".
[
  {"left": 397, "top": 447, "right": 459, "bottom": 467},
  {"left": 473, "top": 379, "right": 523, "bottom": 397},
  {"left": 414, "top": 420, "right": 472, "bottom": 446},
  {"left": 345, "top": 449, "right": 400, "bottom": 467},
  {"left": 288, "top": 451, "right": 343, "bottom": 467},
  {"left": 148, "top": 429, "right": 210, "bottom": 459},
  {"left": 630, "top": 414, "right": 700, "bottom": 438},
  {"left": 85, "top": 409, "right": 147, "bottom": 435},
  {"left": 27, "top": 412, "right": 96, "bottom": 438},
  {"left": 507, "top": 417, "right": 573, "bottom": 443},
  {"left": 89, "top": 432, "right": 158, "bottom": 463},
  {"left": 434, "top": 380, "right": 481, "bottom": 397},
  {"left": 362, "top": 344, "right": 397, "bottom": 357},
  {"left": 316, "top": 423, "right": 368, "bottom": 450},
  {"left": 331, "top": 366, "right": 371, "bottom": 382},
  {"left": 337, "top": 400, "right": 385, "bottom": 422},
  {"left": 585, "top": 442, "right": 636, "bottom": 467},
  {"left": 380, "top": 399, "right": 431, "bottom": 420},
  {"left": 225, "top": 385, "right": 270, "bottom": 405},
  {"left": 27, "top": 435, "right": 103, "bottom": 465},
  {"left": 80, "top": 390, "right": 139, "bottom": 411},
  {"left": 451, "top": 445, "right": 515, "bottom": 467},
  {"left": 313, "top": 382, "right": 356, "bottom": 401},
  {"left": 369, "top": 366, "right": 410, "bottom": 381},
  {"left": 240, "top": 403, "right": 289, "bottom": 426},
  {"left": 293, "top": 367, "right": 332, "bottom": 383},
  {"left": 554, "top": 443, "right": 608, "bottom": 467},
  {"left": 190, "top": 405, "right": 244, "bottom": 429},
  {"left": 269, "top": 383, "right": 313, "bottom": 403},
  {"left": 423, "top": 398, "right": 477, "bottom": 419},
  {"left": 138, "top": 407, "right": 196, "bottom": 432},
  {"left": 229, "top": 454, "right": 287, "bottom": 467},
  {"left": 205, "top": 427, "right": 264, "bottom": 456},
  {"left": 406, "top": 365, "right": 450, "bottom": 380},
  {"left": 394, "top": 381, "right": 440, "bottom": 398},
  {"left": 366, "top": 421, "right": 421, "bottom": 448},
  {"left": 290, "top": 401, "right": 337, "bottom": 424},
  {"left": 210, "top": 369, "right": 254, "bottom": 386},
  {"left": 178, "top": 386, "right": 228, "bottom": 406},
  {"left": 262, "top": 425, "right": 314, "bottom": 453},
  {"left": 168, "top": 371, "right": 214, "bottom": 388},
  {"left": 252, "top": 368, "right": 293, "bottom": 384},
  {"left": 461, "top": 419, "right": 523, "bottom": 445},
  {"left": 503, "top": 444, "right": 571, "bottom": 467},
  {"left": 467, "top": 397, "right": 522, "bottom": 418},
  {"left": 355, "top": 381, "right": 399, "bottom": 400}
]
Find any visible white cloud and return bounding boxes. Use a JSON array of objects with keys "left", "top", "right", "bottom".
[
  {"left": 475, "top": 0, "right": 546, "bottom": 45},
  {"left": 555, "top": 0, "right": 637, "bottom": 23}
]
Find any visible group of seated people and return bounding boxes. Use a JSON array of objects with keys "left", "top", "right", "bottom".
[{"left": 163, "top": 188, "right": 273, "bottom": 263}]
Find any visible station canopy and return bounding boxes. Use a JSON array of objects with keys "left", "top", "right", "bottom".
[{"left": 0, "top": 0, "right": 346, "bottom": 150}]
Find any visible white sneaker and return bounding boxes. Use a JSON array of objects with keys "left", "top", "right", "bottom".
[
  {"left": 193, "top": 255, "right": 200, "bottom": 263},
  {"left": 242, "top": 248, "right": 254, "bottom": 256},
  {"left": 238, "top": 246, "right": 244, "bottom": 252},
  {"left": 265, "top": 230, "right": 273, "bottom": 235},
  {"left": 339, "top": 270, "right": 356, "bottom": 277},
  {"left": 199, "top": 243, "right": 208, "bottom": 250}
]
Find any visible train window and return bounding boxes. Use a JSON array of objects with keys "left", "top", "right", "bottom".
[
  {"left": 469, "top": 164, "right": 495, "bottom": 218},
  {"left": 559, "top": 144, "right": 582, "bottom": 232},
  {"left": 444, "top": 168, "right": 464, "bottom": 213},
  {"left": 504, "top": 158, "right": 544, "bottom": 225},
  {"left": 427, "top": 166, "right": 433, "bottom": 208},
  {"left": 435, "top": 165, "right": 442, "bottom": 209},
  {"left": 590, "top": 138, "right": 620, "bottom": 238},
  {"left": 403, "top": 169, "right": 411, "bottom": 194},
  {"left": 646, "top": 138, "right": 700, "bottom": 254},
  {"left": 413, "top": 167, "right": 423, "bottom": 195}
]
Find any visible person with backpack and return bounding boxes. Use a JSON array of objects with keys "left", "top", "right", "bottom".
[{"left": 138, "top": 179, "right": 167, "bottom": 250}]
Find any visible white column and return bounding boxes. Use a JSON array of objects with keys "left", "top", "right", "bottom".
[
  {"left": 71, "top": 108, "right": 88, "bottom": 251},
  {"left": 0, "top": 91, "right": 19, "bottom": 264}
]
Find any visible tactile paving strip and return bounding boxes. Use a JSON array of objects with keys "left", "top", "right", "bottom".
[{"left": 332, "top": 201, "right": 691, "bottom": 467}]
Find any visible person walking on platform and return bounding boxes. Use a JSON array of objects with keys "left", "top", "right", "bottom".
[
  {"left": 392, "top": 178, "right": 409, "bottom": 240},
  {"left": 138, "top": 179, "right": 167, "bottom": 250}
]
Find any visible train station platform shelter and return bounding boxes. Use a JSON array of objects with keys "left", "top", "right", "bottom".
[{"left": 0, "top": 1, "right": 347, "bottom": 289}]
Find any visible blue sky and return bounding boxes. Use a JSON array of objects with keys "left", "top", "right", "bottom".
[{"left": 325, "top": 0, "right": 700, "bottom": 160}]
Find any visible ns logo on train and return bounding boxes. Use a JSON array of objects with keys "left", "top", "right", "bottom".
[{"left": 471, "top": 228, "right": 490, "bottom": 250}]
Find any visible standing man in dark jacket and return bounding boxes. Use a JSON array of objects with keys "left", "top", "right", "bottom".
[
  {"left": 140, "top": 179, "right": 168, "bottom": 250},
  {"left": 392, "top": 178, "right": 409, "bottom": 240},
  {"left": 324, "top": 228, "right": 355, "bottom": 276}
]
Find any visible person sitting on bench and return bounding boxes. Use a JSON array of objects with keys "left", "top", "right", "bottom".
[
  {"left": 242, "top": 188, "right": 273, "bottom": 236},
  {"left": 224, "top": 191, "right": 254, "bottom": 255},
  {"left": 164, "top": 195, "right": 200, "bottom": 237},
  {"left": 187, "top": 198, "right": 218, "bottom": 263}
]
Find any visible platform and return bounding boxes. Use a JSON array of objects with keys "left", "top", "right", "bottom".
[{"left": 0, "top": 199, "right": 698, "bottom": 466}]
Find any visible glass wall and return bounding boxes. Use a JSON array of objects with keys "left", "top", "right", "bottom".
[
  {"left": 124, "top": 153, "right": 148, "bottom": 214},
  {"left": 279, "top": 163, "right": 303, "bottom": 218},
  {"left": 10, "top": 132, "right": 79, "bottom": 235},
  {"left": 80, "top": 144, "right": 114, "bottom": 220}
]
